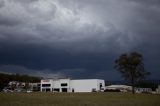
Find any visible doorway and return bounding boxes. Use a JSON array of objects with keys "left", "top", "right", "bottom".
[
  {"left": 72, "top": 89, "right": 74, "bottom": 92},
  {"left": 61, "top": 88, "right": 67, "bottom": 92}
]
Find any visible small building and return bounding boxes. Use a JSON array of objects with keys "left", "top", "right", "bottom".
[
  {"left": 135, "top": 88, "right": 152, "bottom": 93},
  {"left": 105, "top": 85, "right": 132, "bottom": 92},
  {"left": 29, "top": 83, "right": 41, "bottom": 91},
  {"left": 8, "top": 81, "right": 19, "bottom": 88},
  {"left": 156, "top": 85, "right": 160, "bottom": 94},
  {"left": 8, "top": 81, "right": 26, "bottom": 89},
  {"left": 6, "top": 81, "right": 40, "bottom": 92},
  {"left": 40, "top": 79, "right": 105, "bottom": 92}
]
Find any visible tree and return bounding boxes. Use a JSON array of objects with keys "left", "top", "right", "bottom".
[{"left": 115, "top": 52, "right": 150, "bottom": 94}]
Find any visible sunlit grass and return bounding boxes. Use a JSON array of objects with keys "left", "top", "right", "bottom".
[{"left": 0, "top": 92, "right": 160, "bottom": 106}]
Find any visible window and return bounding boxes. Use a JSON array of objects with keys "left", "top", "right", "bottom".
[
  {"left": 42, "top": 88, "right": 46, "bottom": 92},
  {"left": 62, "top": 88, "right": 67, "bottom": 92},
  {"left": 53, "top": 88, "right": 60, "bottom": 92},
  {"left": 92, "top": 88, "right": 96, "bottom": 92},
  {"left": 42, "top": 88, "right": 51, "bottom": 92},
  {"left": 46, "top": 88, "right": 51, "bottom": 92},
  {"left": 61, "top": 83, "right": 68, "bottom": 86},
  {"left": 42, "top": 84, "right": 51, "bottom": 87}
]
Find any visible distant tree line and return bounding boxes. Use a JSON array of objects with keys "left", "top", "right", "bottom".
[
  {"left": 0, "top": 73, "right": 41, "bottom": 91},
  {"left": 135, "top": 81, "right": 158, "bottom": 91}
]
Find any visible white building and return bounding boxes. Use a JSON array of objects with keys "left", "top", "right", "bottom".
[
  {"left": 41, "top": 79, "right": 105, "bottom": 92},
  {"left": 135, "top": 88, "right": 152, "bottom": 93},
  {"left": 105, "top": 85, "right": 132, "bottom": 92},
  {"left": 157, "top": 85, "right": 160, "bottom": 94},
  {"left": 29, "top": 83, "right": 41, "bottom": 91},
  {"left": 8, "top": 81, "right": 26, "bottom": 88}
]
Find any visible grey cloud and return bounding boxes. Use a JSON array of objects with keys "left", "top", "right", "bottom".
[
  {"left": 0, "top": 0, "right": 5, "bottom": 8},
  {"left": 13, "top": 0, "right": 39, "bottom": 4},
  {"left": 0, "top": 0, "right": 159, "bottom": 53},
  {"left": 0, "top": 65, "right": 66, "bottom": 79},
  {"left": 129, "top": 0, "right": 160, "bottom": 6},
  {"left": 0, "top": 65, "right": 97, "bottom": 79},
  {"left": 0, "top": 0, "right": 160, "bottom": 80}
]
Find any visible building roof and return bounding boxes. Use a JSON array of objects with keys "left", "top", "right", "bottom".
[{"left": 106, "top": 85, "right": 132, "bottom": 90}]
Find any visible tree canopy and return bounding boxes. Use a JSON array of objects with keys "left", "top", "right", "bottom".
[{"left": 115, "top": 52, "right": 150, "bottom": 94}]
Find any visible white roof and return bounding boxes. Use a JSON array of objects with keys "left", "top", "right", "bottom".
[{"left": 106, "top": 85, "right": 132, "bottom": 89}]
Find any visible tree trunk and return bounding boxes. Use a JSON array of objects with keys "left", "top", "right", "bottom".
[
  {"left": 132, "top": 85, "right": 135, "bottom": 94},
  {"left": 131, "top": 77, "right": 135, "bottom": 94}
]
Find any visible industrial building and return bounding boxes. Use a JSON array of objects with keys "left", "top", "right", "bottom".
[{"left": 40, "top": 79, "right": 105, "bottom": 92}]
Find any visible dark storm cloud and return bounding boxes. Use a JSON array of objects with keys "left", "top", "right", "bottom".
[{"left": 0, "top": 0, "right": 160, "bottom": 80}]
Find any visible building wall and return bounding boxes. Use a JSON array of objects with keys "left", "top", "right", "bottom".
[
  {"left": 53, "top": 79, "right": 70, "bottom": 92},
  {"left": 70, "top": 79, "right": 104, "bottom": 92},
  {"left": 41, "top": 79, "right": 53, "bottom": 92},
  {"left": 41, "top": 79, "right": 105, "bottom": 92},
  {"left": 157, "top": 85, "right": 160, "bottom": 94}
]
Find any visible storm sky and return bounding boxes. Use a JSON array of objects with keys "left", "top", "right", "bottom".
[{"left": 0, "top": 0, "right": 160, "bottom": 80}]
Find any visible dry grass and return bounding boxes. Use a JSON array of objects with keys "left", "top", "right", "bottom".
[{"left": 0, "top": 92, "right": 160, "bottom": 106}]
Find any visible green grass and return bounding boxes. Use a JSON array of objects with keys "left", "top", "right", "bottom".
[{"left": 0, "top": 92, "right": 160, "bottom": 106}]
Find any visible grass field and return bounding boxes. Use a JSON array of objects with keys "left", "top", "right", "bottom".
[{"left": 0, "top": 92, "right": 160, "bottom": 106}]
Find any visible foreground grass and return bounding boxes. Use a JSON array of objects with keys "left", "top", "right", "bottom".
[{"left": 0, "top": 92, "right": 160, "bottom": 106}]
